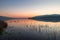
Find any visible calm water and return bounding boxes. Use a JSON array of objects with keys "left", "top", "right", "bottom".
[{"left": 0, "top": 19, "right": 60, "bottom": 40}]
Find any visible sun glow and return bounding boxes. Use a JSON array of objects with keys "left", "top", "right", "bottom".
[{"left": 0, "top": 0, "right": 60, "bottom": 18}]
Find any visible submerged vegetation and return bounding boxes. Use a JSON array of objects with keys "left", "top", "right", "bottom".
[
  {"left": 0, "top": 20, "right": 7, "bottom": 28},
  {"left": 0, "top": 20, "right": 7, "bottom": 35}
]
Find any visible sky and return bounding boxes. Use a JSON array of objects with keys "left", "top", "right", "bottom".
[{"left": 0, "top": 0, "right": 60, "bottom": 18}]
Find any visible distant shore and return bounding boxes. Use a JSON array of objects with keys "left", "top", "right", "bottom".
[{"left": 29, "top": 14, "right": 60, "bottom": 22}]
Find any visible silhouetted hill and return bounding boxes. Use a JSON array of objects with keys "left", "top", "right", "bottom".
[
  {"left": 0, "top": 16, "right": 12, "bottom": 20},
  {"left": 31, "top": 14, "right": 60, "bottom": 22},
  {"left": 0, "top": 16, "right": 21, "bottom": 20},
  {"left": 0, "top": 16, "right": 28, "bottom": 20}
]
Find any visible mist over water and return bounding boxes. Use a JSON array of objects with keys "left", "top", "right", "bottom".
[{"left": 0, "top": 19, "right": 60, "bottom": 40}]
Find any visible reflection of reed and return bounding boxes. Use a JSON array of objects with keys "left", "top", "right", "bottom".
[
  {"left": 6, "top": 19, "right": 60, "bottom": 40},
  {"left": 24, "top": 23, "right": 57, "bottom": 40},
  {"left": 7, "top": 20, "right": 60, "bottom": 33}
]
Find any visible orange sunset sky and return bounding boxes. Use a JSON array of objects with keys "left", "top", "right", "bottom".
[{"left": 0, "top": 0, "right": 60, "bottom": 18}]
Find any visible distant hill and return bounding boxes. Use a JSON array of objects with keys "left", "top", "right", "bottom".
[
  {"left": 0, "top": 16, "right": 12, "bottom": 20},
  {"left": 30, "top": 14, "right": 60, "bottom": 22},
  {"left": 0, "top": 16, "right": 28, "bottom": 20}
]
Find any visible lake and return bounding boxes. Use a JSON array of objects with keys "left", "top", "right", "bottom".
[{"left": 0, "top": 19, "right": 60, "bottom": 40}]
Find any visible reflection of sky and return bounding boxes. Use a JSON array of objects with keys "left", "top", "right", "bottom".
[
  {"left": 0, "top": 0, "right": 60, "bottom": 18},
  {"left": 6, "top": 19, "right": 60, "bottom": 34}
]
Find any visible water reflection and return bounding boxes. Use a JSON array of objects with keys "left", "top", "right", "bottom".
[{"left": 2, "top": 19, "right": 60, "bottom": 40}]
